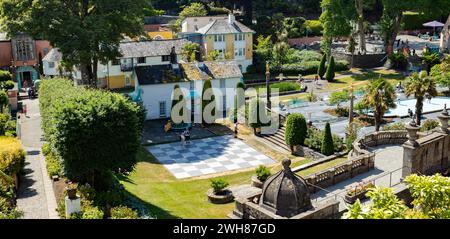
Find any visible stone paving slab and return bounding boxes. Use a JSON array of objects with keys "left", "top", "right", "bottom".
[
  {"left": 147, "top": 136, "right": 275, "bottom": 179},
  {"left": 16, "top": 99, "right": 58, "bottom": 219}
]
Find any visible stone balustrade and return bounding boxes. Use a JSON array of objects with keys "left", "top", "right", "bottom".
[
  {"left": 303, "top": 154, "right": 375, "bottom": 193},
  {"left": 351, "top": 130, "right": 408, "bottom": 157}
]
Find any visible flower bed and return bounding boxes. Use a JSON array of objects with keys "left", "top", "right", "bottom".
[{"left": 345, "top": 182, "right": 375, "bottom": 204}]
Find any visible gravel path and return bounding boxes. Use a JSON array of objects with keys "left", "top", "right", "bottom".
[{"left": 16, "top": 99, "right": 59, "bottom": 219}]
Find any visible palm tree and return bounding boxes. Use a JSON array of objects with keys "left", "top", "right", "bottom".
[
  {"left": 404, "top": 71, "right": 438, "bottom": 126},
  {"left": 362, "top": 78, "right": 397, "bottom": 132}
]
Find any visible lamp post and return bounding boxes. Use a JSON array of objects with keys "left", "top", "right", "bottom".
[
  {"left": 266, "top": 61, "right": 271, "bottom": 109},
  {"left": 349, "top": 84, "right": 355, "bottom": 124}
]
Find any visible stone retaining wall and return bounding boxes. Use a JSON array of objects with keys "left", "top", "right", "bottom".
[{"left": 333, "top": 52, "right": 387, "bottom": 68}]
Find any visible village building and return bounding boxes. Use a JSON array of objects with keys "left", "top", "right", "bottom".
[
  {"left": 180, "top": 14, "right": 255, "bottom": 73},
  {"left": 0, "top": 32, "right": 52, "bottom": 90},
  {"left": 45, "top": 38, "right": 243, "bottom": 120}
]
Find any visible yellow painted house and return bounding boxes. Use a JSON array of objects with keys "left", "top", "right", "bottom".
[
  {"left": 192, "top": 14, "right": 255, "bottom": 73},
  {"left": 148, "top": 31, "right": 174, "bottom": 40}
]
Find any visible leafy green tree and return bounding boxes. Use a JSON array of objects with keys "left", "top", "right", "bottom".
[
  {"left": 202, "top": 79, "right": 216, "bottom": 125},
  {"left": 343, "top": 187, "right": 410, "bottom": 219},
  {"left": 405, "top": 174, "right": 450, "bottom": 219},
  {"left": 344, "top": 174, "right": 450, "bottom": 219},
  {"left": 284, "top": 113, "right": 307, "bottom": 154},
  {"left": 0, "top": 91, "right": 8, "bottom": 113},
  {"left": 39, "top": 79, "right": 145, "bottom": 190},
  {"left": 325, "top": 56, "right": 336, "bottom": 82},
  {"left": 171, "top": 85, "right": 186, "bottom": 123},
  {"left": 272, "top": 36, "right": 290, "bottom": 66},
  {"left": 431, "top": 56, "right": 450, "bottom": 92},
  {"left": 318, "top": 54, "right": 327, "bottom": 79},
  {"left": 207, "top": 50, "right": 220, "bottom": 61},
  {"left": 421, "top": 52, "right": 441, "bottom": 74},
  {"left": 0, "top": 0, "right": 150, "bottom": 87},
  {"left": 182, "top": 42, "right": 200, "bottom": 62},
  {"left": 174, "top": 2, "right": 208, "bottom": 32},
  {"left": 404, "top": 71, "right": 438, "bottom": 125},
  {"left": 380, "top": 0, "right": 450, "bottom": 54},
  {"left": 0, "top": 71, "right": 14, "bottom": 91},
  {"left": 321, "top": 122, "right": 334, "bottom": 156},
  {"left": 329, "top": 90, "right": 349, "bottom": 108},
  {"left": 361, "top": 78, "right": 397, "bottom": 131},
  {"left": 254, "top": 35, "right": 273, "bottom": 71},
  {"left": 320, "top": 0, "right": 353, "bottom": 58}
]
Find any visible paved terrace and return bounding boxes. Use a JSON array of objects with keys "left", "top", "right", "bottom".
[{"left": 310, "top": 144, "right": 404, "bottom": 211}]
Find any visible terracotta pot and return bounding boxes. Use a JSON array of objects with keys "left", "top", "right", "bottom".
[{"left": 207, "top": 189, "right": 234, "bottom": 204}]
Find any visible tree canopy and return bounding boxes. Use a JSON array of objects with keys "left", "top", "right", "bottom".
[{"left": 0, "top": 0, "right": 151, "bottom": 87}]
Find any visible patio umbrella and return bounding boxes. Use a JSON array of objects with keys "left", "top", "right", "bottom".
[{"left": 423, "top": 21, "right": 445, "bottom": 35}]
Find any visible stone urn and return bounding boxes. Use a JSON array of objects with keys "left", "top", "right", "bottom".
[
  {"left": 251, "top": 175, "right": 265, "bottom": 189},
  {"left": 207, "top": 189, "right": 234, "bottom": 204}
]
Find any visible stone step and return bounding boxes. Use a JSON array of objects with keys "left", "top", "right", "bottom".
[{"left": 261, "top": 134, "right": 290, "bottom": 152}]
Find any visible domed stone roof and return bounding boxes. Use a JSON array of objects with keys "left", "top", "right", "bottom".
[{"left": 260, "top": 159, "right": 312, "bottom": 217}]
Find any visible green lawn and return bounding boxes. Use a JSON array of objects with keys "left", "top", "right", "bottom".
[{"left": 120, "top": 147, "right": 348, "bottom": 219}]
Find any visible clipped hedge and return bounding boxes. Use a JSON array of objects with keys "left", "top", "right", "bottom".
[
  {"left": 39, "top": 79, "right": 145, "bottom": 189},
  {"left": 271, "top": 60, "right": 349, "bottom": 75},
  {"left": 285, "top": 113, "right": 307, "bottom": 149},
  {"left": 270, "top": 82, "right": 301, "bottom": 92},
  {"left": 305, "top": 128, "right": 344, "bottom": 153},
  {"left": 304, "top": 20, "right": 323, "bottom": 36}
]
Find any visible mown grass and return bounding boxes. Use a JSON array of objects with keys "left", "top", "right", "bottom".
[{"left": 120, "top": 147, "right": 348, "bottom": 219}]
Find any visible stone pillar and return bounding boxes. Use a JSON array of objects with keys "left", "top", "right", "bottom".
[
  {"left": 402, "top": 121, "right": 420, "bottom": 178},
  {"left": 65, "top": 196, "right": 81, "bottom": 218},
  {"left": 438, "top": 107, "right": 450, "bottom": 170}
]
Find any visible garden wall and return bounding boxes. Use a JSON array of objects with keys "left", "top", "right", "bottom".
[{"left": 333, "top": 52, "right": 387, "bottom": 68}]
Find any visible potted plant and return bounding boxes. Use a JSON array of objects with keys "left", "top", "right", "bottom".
[
  {"left": 66, "top": 183, "right": 78, "bottom": 200},
  {"left": 345, "top": 182, "right": 375, "bottom": 204},
  {"left": 252, "top": 165, "right": 272, "bottom": 189},
  {"left": 207, "top": 179, "right": 234, "bottom": 204}
]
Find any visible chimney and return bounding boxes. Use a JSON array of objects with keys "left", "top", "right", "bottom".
[
  {"left": 195, "top": 46, "right": 205, "bottom": 69},
  {"left": 228, "top": 13, "right": 235, "bottom": 24},
  {"left": 170, "top": 46, "right": 179, "bottom": 70}
]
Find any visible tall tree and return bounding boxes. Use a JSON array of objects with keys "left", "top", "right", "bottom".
[
  {"left": 361, "top": 78, "right": 397, "bottom": 131},
  {"left": 404, "top": 71, "right": 438, "bottom": 126},
  {"left": 380, "top": 0, "right": 450, "bottom": 55},
  {"left": 321, "top": 122, "right": 334, "bottom": 156},
  {"left": 173, "top": 2, "right": 208, "bottom": 32},
  {"left": 431, "top": 56, "right": 450, "bottom": 92},
  {"left": 0, "top": 0, "right": 150, "bottom": 88},
  {"left": 320, "top": 0, "right": 354, "bottom": 59}
]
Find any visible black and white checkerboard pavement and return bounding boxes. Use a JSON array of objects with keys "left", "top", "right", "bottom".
[{"left": 147, "top": 136, "right": 275, "bottom": 179}]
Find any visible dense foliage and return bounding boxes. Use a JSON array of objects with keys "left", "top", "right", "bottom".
[
  {"left": 0, "top": 0, "right": 151, "bottom": 87},
  {"left": 39, "top": 79, "right": 144, "bottom": 190},
  {"left": 0, "top": 70, "right": 14, "bottom": 92},
  {"left": 305, "top": 128, "right": 344, "bottom": 153},
  {"left": 284, "top": 114, "right": 307, "bottom": 153},
  {"left": 210, "top": 179, "right": 229, "bottom": 194},
  {"left": 431, "top": 56, "right": 450, "bottom": 92},
  {"left": 255, "top": 165, "right": 271, "bottom": 182},
  {"left": 344, "top": 174, "right": 450, "bottom": 219}
]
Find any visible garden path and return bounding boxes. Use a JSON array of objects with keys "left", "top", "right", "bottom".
[{"left": 16, "top": 99, "right": 59, "bottom": 219}]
